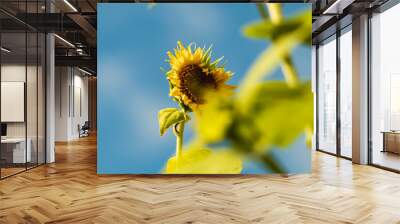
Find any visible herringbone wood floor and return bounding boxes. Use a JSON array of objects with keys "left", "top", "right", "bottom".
[{"left": 1, "top": 135, "right": 400, "bottom": 224}]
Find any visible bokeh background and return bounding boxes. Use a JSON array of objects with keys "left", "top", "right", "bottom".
[{"left": 98, "top": 3, "right": 311, "bottom": 174}]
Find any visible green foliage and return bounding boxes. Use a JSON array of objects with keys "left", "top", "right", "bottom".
[
  {"left": 158, "top": 108, "right": 188, "bottom": 136},
  {"left": 238, "top": 10, "right": 312, "bottom": 98},
  {"left": 242, "top": 10, "right": 311, "bottom": 46},
  {"left": 239, "top": 81, "right": 313, "bottom": 152},
  {"left": 164, "top": 147, "right": 242, "bottom": 174},
  {"left": 197, "top": 81, "right": 313, "bottom": 154},
  {"left": 195, "top": 93, "right": 233, "bottom": 143}
]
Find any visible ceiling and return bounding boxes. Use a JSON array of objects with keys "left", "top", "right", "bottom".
[
  {"left": 311, "top": 0, "right": 390, "bottom": 44},
  {"left": 1, "top": 0, "right": 97, "bottom": 74}
]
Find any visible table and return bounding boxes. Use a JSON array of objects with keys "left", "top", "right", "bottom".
[
  {"left": 1, "top": 138, "right": 31, "bottom": 163},
  {"left": 381, "top": 131, "right": 400, "bottom": 154}
]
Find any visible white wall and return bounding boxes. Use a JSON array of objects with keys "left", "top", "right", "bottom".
[
  {"left": 1, "top": 63, "right": 46, "bottom": 164},
  {"left": 1, "top": 65, "right": 27, "bottom": 142},
  {"left": 55, "top": 66, "right": 70, "bottom": 141},
  {"left": 1, "top": 65, "right": 38, "bottom": 138},
  {"left": 55, "top": 67, "right": 89, "bottom": 141},
  {"left": 72, "top": 73, "right": 89, "bottom": 138}
]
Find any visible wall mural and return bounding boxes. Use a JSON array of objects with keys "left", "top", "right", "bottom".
[{"left": 98, "top": 3, "right": 312, "bottom": 174}]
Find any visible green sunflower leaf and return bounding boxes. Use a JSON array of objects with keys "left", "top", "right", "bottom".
[
  {"left": 164, "top": 147, "right": 242, "bottom": 174},
  {"left": 158, "top": 108, "right": 188, "bottom": 136},
  {"left": 195, "top": 93, "right": 233, "bottom": 143},
  {"left": 242, "top": 10, "right": 311, "bottom": 45},
  {"left": 240, "top": 81, "right": 314, "bottom": 152},
  {"left": 238, "top": 9, "right": 311, "bottom": 98},
  {"left": 193, "top": 81, "right": 313, "bottom": 154}
]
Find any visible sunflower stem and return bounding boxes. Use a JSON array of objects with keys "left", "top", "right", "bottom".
[
  {"left": 267, "top": 4, "right": 283, "bottom": 23},
  {"left": 256, "top": 3, "right": 268, "bottom": 19},
  {"left": 257, "top": 153, "right": 286, "bottom": 174},
  {"left": 265, "top": 4, "right": 299, "bottom": 88},
  {"left": 174, "top": 122, "right": 185, "bottom": 161}
]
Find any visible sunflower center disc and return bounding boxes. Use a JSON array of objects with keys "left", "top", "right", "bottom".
[{"left": 180, "top": 64, "right": 216, "bottom": 104}]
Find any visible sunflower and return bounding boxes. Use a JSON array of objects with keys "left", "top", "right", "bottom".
[{"left": 166, "top": 41, "right": 233, "bottom": 110}]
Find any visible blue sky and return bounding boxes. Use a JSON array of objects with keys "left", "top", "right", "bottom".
[{"left": 98, "top": 3, "right": 311, "bottom": 174}]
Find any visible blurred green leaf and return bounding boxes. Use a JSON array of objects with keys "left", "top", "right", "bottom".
[
  {"left": 195, "top": 81, "right": 313, "bottom": 155},
  {"left": 164, "top": 147, "right": 242, "bottom": 174},
  {"left": 305, "top": 126, "right": 313, "bottom": 149},
  {"left": 241, "top": 81, "right": 313, "bottom": 152},
  {"left": 158, "top": 108, "right": 188, "bottom": 136},
  {"left": 195, "top": 93, "right": 233, "bottom": 143},
  {"left": 242, "top": 10, "right": 311, "bottom": 45},
  {"left": 238, "top": 11, "right": 311, "bottom": 99}
]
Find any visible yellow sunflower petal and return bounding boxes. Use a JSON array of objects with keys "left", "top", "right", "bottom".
[
  {"left": 165, "top": 41, "right": 234, "bottom": 110},
  {"left": 170, "top": 88, "right": 181, "bottom": 97}
]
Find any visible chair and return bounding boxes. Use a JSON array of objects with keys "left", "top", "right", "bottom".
[{"left": 79, "top": 121, "right": 90, "bottom": 138}]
